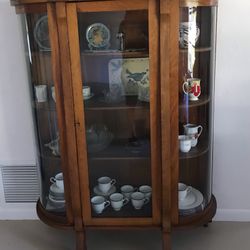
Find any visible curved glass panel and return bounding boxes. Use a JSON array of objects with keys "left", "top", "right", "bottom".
[
  {"left": 24, "top": 13, "right": 65, "bottom": 214},
  {"left": 77, "top": 10, "right": 153, "bottom": 218},
  {"left": 178, "top": 6, "right": 217, "bottom": 216}
]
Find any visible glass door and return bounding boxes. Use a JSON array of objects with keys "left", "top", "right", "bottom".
[
  {"left": 67, "top": 0, "right": 160, "bottom": 225},
  {"left": 178, "top": 5, "right": 217, "bottom": 217}
]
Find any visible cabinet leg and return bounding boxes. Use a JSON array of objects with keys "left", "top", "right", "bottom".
[
  {"left": 76, "top": 230, "right": 87, "bottom": 250},
  {"left": 162, "top": 231, "right": 171, "bottom": 250}
]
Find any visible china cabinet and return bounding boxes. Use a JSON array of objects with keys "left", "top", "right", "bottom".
[{"left": 10, "top": 0, "right": 218, "bottom": 249}]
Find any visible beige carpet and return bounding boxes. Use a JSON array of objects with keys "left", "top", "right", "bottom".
[{"left": 0, "top": 221, "right": 248, "bottom": 250}]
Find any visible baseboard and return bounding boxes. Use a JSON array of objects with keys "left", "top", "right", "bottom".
[
  {"left": 214, "top": 209, "right": 250, "bottom": 222},
  {"left": 0, "top": 204, "right": 38, "bottom": 220}
]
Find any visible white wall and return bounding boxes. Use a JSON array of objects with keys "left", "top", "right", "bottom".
[
  {"left": 213, "top": 0, "right": 250, "bottom": 221},
  {"left": 0, "top": 0, "right": 250, "bottom": 220},
  {"left": 0, "top": 0, "right": 37, "bottom": 219}
]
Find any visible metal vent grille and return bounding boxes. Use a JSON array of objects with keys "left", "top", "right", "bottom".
[{"left": 1, "top": 165, "right": 40, "bottom": 203}]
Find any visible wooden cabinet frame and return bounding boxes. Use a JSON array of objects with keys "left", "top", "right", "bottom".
[{"left": 11, "top": 0, "right": 218, "bottom": 249}]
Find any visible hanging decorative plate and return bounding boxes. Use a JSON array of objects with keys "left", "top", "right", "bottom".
[
  {"left": 33, "top": 15, "right": 51, "bottom": 51},
  {"left": 86, "top": 23, "right": 110, "bottom": 50}
]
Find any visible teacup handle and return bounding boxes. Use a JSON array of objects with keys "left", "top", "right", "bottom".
[
  {"left": 197, "top": 125, "right": 203, "bottom": 138},
  {"left": 110, "top": 179, "right": 116, "bottom": 186},
  {"left": 104, "top": 200, "right": 110, "bottom": 209},
  {"left": 182, "top": 81, "right": 189, "bottom": 95},
  {"left": 123, "top": 198, "right": 129, "bottom": 206},
  {"left": 50, "top": 177, "right": 56, "bottom": 184},
  {"left": 187, "top": 186, "right": 192, "bottom": 194},
  {"left": 143, "top": 197, "right": 150, "bottom": 206}
]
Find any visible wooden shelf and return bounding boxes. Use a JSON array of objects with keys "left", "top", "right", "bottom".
[
  {"left": 179, "top": 142, "right": 209, "bottom": 160},
  {"left": 174, "top": 195, "right": 217, "bottom": 229},
  {"left": 180, "top": 0, "right": 218, "bottom": 7},
  {"left": 84, "top": 95, "right": 150, "bottom": 111},
  {"left": 82, "top": 50, "right": 149, "bottom": 58},
  {"left": 37, "top": 200, "right": 72, "bottom": 230},
  {"left": 179, "top": 95, "right": 210, "bottom": 109},
  {"left": 88, "top": 140, "right": 150, "bottom": 160},
  {"left": 179, "top": 47, "right": 212, "bottom": 53}
]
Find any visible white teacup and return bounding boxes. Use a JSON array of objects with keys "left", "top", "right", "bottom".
[
  {"left": 131, "top": 192, "right": 149, "bottom": 210},
  {"left": 97, "top": 176, "right": 116, "bottom": 194},
  {"left": 178, "top": 183, "right": 192, "bottom": 201},
  {"left": 120, "top": 185, "right": 137, "bottom": 199},
  {"left": 51, "top": 86, "right": 56, "bottom": 103},
  {"left": 179, "top": 22, "right": 200, "bottom": 48},
  {"left": 110, "top": 193, "right": 129, "bottom": 211},
  {"left": 178, "top": 135, "right": 192, "bottom": 153},
  {"left": 34, "top": 84, "right": 47, "bottom": 102},
  {"left": 82, "top": 86, "right": 91, "bottom": 98},
  {"left": 184, "top": 124, "right": 203, "bottom": 147},
  {"left": 50, "top": 173, "right": 64, "bottom": 191},
  {"left": 91, "top": 196, "right": 110, "bottom": 214},
  {"left": 138, "top": 185, "right": 152, "bottom": 198},
  {"left": 182, "top": 78, "right": 201, "bottom": 101}
]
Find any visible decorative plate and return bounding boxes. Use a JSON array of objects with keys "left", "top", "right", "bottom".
[
  {"left": 86, "top": 23, "right": 110, "bottom": 50},
  {"left": 108, "top": 58, "right": 149, "bottom": 97},
  {"left": 34, "top": 15, "right": 51, "bottom": 51}
]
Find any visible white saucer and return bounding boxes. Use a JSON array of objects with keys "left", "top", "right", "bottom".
[
  {"left": 49, "top": 194, "right": 65, "bottom": 204},
  {"left": 84, "top": 93, "right": 94, "bottom": 100},
  {"left": 178, "top": 187, "right": 203, "bottom": 210},
  {"left": 93, "top": 185, "right": 116, "bottom": 197},
  {"left": 50, "top": 183, "right": 64, "bottom": 194}
]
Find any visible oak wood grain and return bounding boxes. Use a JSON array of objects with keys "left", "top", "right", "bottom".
[
  {"left": 47, "top": 3, "right": 73, "bottom": 224},
  {"left": 148, "top": 0, "right": 161, "bottom": 226},
  {"left": 55, "top": 2, "right": 83, "bottom": 232},
  {"left": 180, "top": 0, "right": 218, "bottom": 7},
  {"left": 66, "top": 3, "right": 92, "bottom": 225}
]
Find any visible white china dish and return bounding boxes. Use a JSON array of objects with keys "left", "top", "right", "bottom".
[
  {"left": 93, "top": 185, "right": 116, "bottom": 197},
  {"left": 178, "top": 187, "right": 203, "bottom": 211}
]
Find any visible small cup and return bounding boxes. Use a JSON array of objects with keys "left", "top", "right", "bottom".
[
  {"left": 82, "top": 86, "right": 91, "bottom": 98},
  {"left": 91, "top": 196, "right": 110, "bottom": 214},
  {"left": 139, "top": 185, "right": 152, "bottom": 198},
  {"left": 120, "top": 185, "right": 137, "bottom": 199},
  {"left": 179, "top": 22, "right": 200, "bottom": 48},
  {"left": 178, "top": 183, "right": 192, "bottom": 201},
  {"left": 34, "top": 84, "right": 47, "bottom": 102},
  {"left": 110, "top": 193, "right": 129, "bottom": 211},
  {"left": 183, "top": 124, "right": 203, "bottom": 147},
  {"left": 178, "top": 135, "right": 192, "bottom": 153},
  {"left": 182, "top": 78, "right": 201, "bottom": 101},
  {"left": 131, "top": 192, "right": 149, "bottom": 210},
  {"left": 51, "top": 86, "right": 56, "bottom": 103},
  {"left": 50, "top": 173, "right": 64, "bottom": 191},
  {"left": 97, "top": 176, "right": 116, "bottom": 194}
]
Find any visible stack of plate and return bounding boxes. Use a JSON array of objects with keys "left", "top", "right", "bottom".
[
  {"left": 48, "top": 183, "right": 65, "bottom": 209},
  {"left": 178, "top": 187, "right": 204, "bottom": 216}
]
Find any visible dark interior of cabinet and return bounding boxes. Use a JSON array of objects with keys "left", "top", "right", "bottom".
[{"left": 178, "top": 6, "right": 214, "bottom": 212}]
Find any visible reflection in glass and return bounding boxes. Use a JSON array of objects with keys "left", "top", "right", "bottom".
[{"left": 25, "top": 13, "right": 65, "bottom": 214}]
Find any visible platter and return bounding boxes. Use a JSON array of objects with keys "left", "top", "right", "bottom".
[{"left": 34, "top": 15, "right": 51, "bottom": 51}]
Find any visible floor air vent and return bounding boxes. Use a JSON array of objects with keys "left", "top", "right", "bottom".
[{"left": 1, "top": 165, "right": 40, "bottom": 203}]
